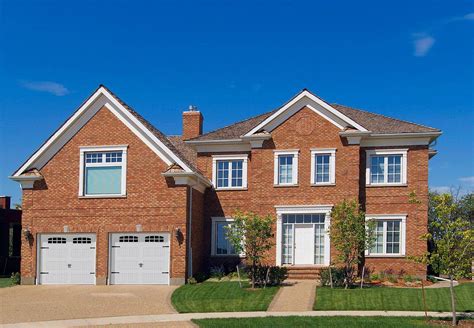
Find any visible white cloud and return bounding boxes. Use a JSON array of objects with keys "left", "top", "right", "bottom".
[
  {"left": 459, "top": 176, "right": 474, "bottom": 185},
  {"left": 462, "top": 13, "right": 474, "bottom": 21},
  {"left": 20, "top": 80, "right": 69, "bottom": 96},
  {"left": 413, "top": 33, "right": 436, "bottom": 57},
  {"left": 448, "top": 12, "right": 474, "bottom": 22}
]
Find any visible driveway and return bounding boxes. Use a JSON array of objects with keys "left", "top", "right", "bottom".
[{"left": 0, "top": 285, "right": 177, "bottom": 324}]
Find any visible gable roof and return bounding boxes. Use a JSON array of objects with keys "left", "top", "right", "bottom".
[
  {"left": 12, "top": 85, "right": 200, "bottom": 177},
  {"left": 189, "top": 89, "right": 440, "bottom": 142}
]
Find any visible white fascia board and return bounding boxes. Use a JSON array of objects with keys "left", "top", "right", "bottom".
[
  {"left": 244, "top": 90, "right": 368, "bottom": 137},
  {"left": 274, "top": 204, "right": 333, "bottom": 214}
]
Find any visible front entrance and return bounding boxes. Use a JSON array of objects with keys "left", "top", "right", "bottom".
[
  {"left": 279, "top": 211, "right": 330, "bottom": 266},
  {"left": 294, "top": 224, "right": 314, "bottom": 264}
]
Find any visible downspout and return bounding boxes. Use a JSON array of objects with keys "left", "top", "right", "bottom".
[{"left": 187, "top": 186, "right": 193, "bottom": 280}]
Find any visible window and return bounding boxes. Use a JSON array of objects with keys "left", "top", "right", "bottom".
[
  {"left": 73, "top": 237, "right": 92, "bottom": 244},
  {"left": 119, "top": 235, "right": 138, "bottom": 243},
  {"left": 274, "top": 150, "right": 299, "bottom": 186},
  {"left": 366, "top": 215, "right": 406, "bottom": 257},
  {"left": 366, "top": 149, "right": 407, "bottom": 186},
  {"left": 145, "top": 235, "right": 165, "bottom": 243},
  {"left": 212, "top": 155, "right": 248, "bottom": 189},
  {"left": 79, "top": 146, "right": 127, "bottom": 197},
  {"left": 310, "top": 149, "right": 336, "bottom": 185},
  {"left": 211, "top": 218, "right": 239, "bottom": 256},
  {"left": 48, "top": 237, "right": 66, "bottom": 244}
]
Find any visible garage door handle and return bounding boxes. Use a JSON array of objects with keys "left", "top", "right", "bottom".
[
  {"left": 40, "top": 247, "right": 49, "bottom": 249},
  {"left": 139, "top": 263, "right": 143, "bottom": 267},
  {"left": 90, "top": 272, "right": 95, "bottom": 274},
  {"left": 162, "top": 272, "right": 169, "bottom": 274},
  {"left": 40, "top": 272, "right": 49, "bottom": 274},
  {"left": 111, "top": 246, "right": 120, "bottom": 248},
  {"left": 163, "top": 246, "right": 170, "bottom": 248},
  {"left": 68, "top": 264, "right": 72, "bottom": 268},
  {"left": 111, "top": 272, "right": 120, "bottom": 274}
]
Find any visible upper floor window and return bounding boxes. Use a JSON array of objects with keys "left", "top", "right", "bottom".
[
  {"left": 212, "top": 155, "right": 248, "bottom": 190},
  {"left": 79, "top": 146, "right": 127, "bottom": 197},
  {"left": 310, "top": 149, "right": 336, "bottom": 185},
  {"left": 366, "top": 149, "right": 407, "bottom": 186},
  {"left": 274, "top": 150, "right": 299, "bottom": 186},
  {"left": 366, "top": 215, "right": 406, "bottom": 257}
]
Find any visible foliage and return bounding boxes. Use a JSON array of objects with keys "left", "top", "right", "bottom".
[
  {"left": 320, "top": 267, "right": 345, "bottom": 287},
  {"left": 209, "top": 265, "right": 225, "bottom": 280},
  {"left": 193, "top": 271, "right": 209, "bottom": 283},
  {"left": 171, "top": 281, "right": 279, "bottom": 313},
  {"left": 188, "top": 277, "right": 197, "bottom": 285},
  {"left": 417, "top": 193, "right": 474, "bottom": 326},
  {"left": 246, "top": 265, "right": 288, "bottom": 287},
  {"left": 225, "top": 211, "right": 274, "bottom": 288},
  {"left": 10, "top": 272, "right": 20, "bottom": 285},
  {"left": 328, "top": 199, "right": 376, "bottom": 288}
]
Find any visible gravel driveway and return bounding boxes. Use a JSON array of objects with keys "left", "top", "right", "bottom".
[{"left": 0, "top": 285, "right": 178, "bottom": 324}]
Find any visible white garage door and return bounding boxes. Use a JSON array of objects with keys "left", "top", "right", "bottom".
[
  {"left": 38, "top": 234, "right": 96, "bottom": 285},
  {"left": 109, "top": 233, "right": 170, "bottom": 285}
]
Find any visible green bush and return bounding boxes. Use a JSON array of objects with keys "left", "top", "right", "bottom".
[
  {"left": 320, "top": 267, "right": 345, "bottom": 287},
  {"left": 370, "top": 273, "right": 380, "bottom": 281},
  {"left": 210, "top": 265, "right": 225, "bottom": 280},
  {"left": 246, "top": 265, "right": 288, "bottom": 287},
  {"left": 10, "top": 272, "right": 20, "bottom": 285},
  {"left": 403, "top": 275, "right": 414, "bottom": 283},
  {"left": 188, "top": 277, "right": 197, "bottom": 285},
  {"left": 194, "top": 271, "right": 209, "bottom": 283}
]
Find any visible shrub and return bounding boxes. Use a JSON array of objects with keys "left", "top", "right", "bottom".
[
  {"left": 320, "top": 267, "right": 345, "bottom": 287},
  {"left": 403, "top": 275, "right": 414, "bottom": 283},
  {"left": 246, "top": 265, "right": 288, "bottom": 287},
  {"left": 387, "top": 274, "right": 398, "bottom": 283},
  {"left": 370, "top": 273, "right": 380, "bottom": 281},
  {"left": 210, "top": 265, "right": 225, "bottom": 280},
  {"left": 10, "top": 272, "right": 20, "bottom": 285},
  {"left": 188, "top": 277, "right": 197, "bottom": 285},
  {"left": 194, "top": 271, "right": 209, "bottom": 283}
]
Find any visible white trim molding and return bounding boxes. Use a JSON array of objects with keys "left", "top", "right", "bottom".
[
  {"left": 275, "top": 205, "right": 333, "bottom": 266},
  {"left": 273, "top": 150, "right": 299, "bottom": 186},
  {"left": 365, "top": 149, "right": 408, "bottom": 186},
  {"left": 78, "top": 145, "right": 128, "bottom": 198},
  {"left": 365, "top": 214, "right": 407, "bottom": 257},
  {"left": 211, "top": 154, "right": 248, "bottom": 190},
  {"left": 310, "top": 148, "right": 336, "bottom": 186},
  {"left": 210, "top": 217, "right": 243, "bottom": 257}
]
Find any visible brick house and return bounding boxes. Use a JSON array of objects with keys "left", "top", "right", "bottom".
[{"left": 10, "top": 85, "right": 441, "bottom": 285}]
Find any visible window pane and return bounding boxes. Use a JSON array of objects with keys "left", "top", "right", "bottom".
[
  {"left": 282, "top": 223, "right": 293, "bottom": 264},
  {"left": 388, "top": 155, "right": 401, "bottom": 183},
  {"left": 370, "top": 156, "right": 385, "bottom": 183},
  {"left": 231, "top": 160, "right": 243, "bottom": 187},
  {"left": 215, "top": 222, "right": 235, "bottom": 255},
  {"left": 105, "top": 152, "right": 123, "bottom": 163},
  {"left": 315, "top": 154, "right": 330, "bottom": 183},
  {"left": 85, "top": 153, "right": 103, "bottom": 163},
  {"left": 386, "top": 220, "right": 401, "bottom": 254},
  {"left": 85, "top": 166, "right": 122, "bottom": 195},
  {"left": 278, "top": 155, "right": 294, "bottom": 184},
  {"left": 217, "top": 161, "right": 229, "bottom": 188}
]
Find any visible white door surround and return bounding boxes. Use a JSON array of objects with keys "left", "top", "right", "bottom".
[
  {"left": 109, "top": 233, "right": 170, "bottom": 285},
  {"left": 275, "top": 205, "right": 332, "bottom": 266},
  {"left": 37, "top": 233, "right": 96, "bottom": 285},
  {"left": 294, "top": 224, "right": 314, "bottom": 264}
]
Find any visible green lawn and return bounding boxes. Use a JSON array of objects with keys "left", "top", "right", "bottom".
[
  {"left": 314, "top": 283, "right": 474, "bottom": 312},
  {"left": 193, "top": 316, "right": 466, "bottom": 328},
  {"left": 171, "top": 281, "right": 279, "bottom": 313},
  {"left": 0, "top": 278, "right": 13, "bottom": 288}
]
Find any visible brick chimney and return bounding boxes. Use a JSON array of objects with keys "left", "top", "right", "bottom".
[
  {"left": 182, "top": 105, "right": 203, "bottom": 140},
  {"left": 0, "top": 196, "right": 11, "bottom": 209}
]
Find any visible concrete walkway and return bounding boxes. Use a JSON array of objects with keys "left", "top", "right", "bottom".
[
  {"left": 268, "top": 280, "right": 316, "bottom": 312},
  {"left": 1, "top": 311, "right": 472, "bottom": 328}
]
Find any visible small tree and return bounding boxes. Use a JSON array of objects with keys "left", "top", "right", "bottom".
[
  {"left": 419, "top": 193, "right": 473, "bottom": 326},
  {"left": 329, "top": 199, "right": 375, "bottom": 289},
  {"left": 225, "top": 211, "right": 274, "bottom": 288}
]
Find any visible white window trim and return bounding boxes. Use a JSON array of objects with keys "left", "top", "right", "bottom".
[
  {"left": 310, "top": 148, "right": 336, "bottom": 185},
  {"left": 210, "top": 217, "right": 244, "bottom": 257},
  {"left": 79, "top": 145, "right": 128, "bottom": 197},
  {"left": 366, "top": 149, "right": 407, "bottom": 186},
  {"left": 212, "top": 154, "right": 248, "bottom": 190},
  {"left": 273, "top": 150, "right": 299, "bottom": 186},
  {"left": 365, "top": 214, "right": 407, "bottom": 257}
]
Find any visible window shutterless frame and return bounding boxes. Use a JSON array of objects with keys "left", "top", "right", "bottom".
[
  {"left": 211, "top": 155, "right": 248, "bottom": 190},
  {"left": 365, "top": 149, "right": 407, "bottom": 186},
  {"left": 210, "top": 217, "right": 244, "bottom": 257},
  {"left": 78, "top": 145, "right": 128, "bottom": 197},
  {"left": 273, "top": 150, "right": 299, "bottom": 186},
  {"left": 310, "top": 148, "right": 336, "bottom": 185},
  {"left": 365, "top": 214, "right": 407, "bottom": 257}
]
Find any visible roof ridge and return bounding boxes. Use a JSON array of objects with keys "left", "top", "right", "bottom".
[{"left": 331, "top": 103, "right": 440, "bottom": 132}]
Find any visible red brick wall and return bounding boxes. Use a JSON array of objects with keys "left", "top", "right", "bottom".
[
  {"left": 189, "top": 188, "right": 206, "bottom": 276},
  {"left": 21, "top": 106, "right": 189, "bottom": 284},
  {"left": 182, "top": 111, "right": 203, "bottom": 140}
]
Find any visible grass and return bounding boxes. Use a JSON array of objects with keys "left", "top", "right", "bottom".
[
  {"left": 314, "top": 283, "right": 474, "bottom": 312},
  {"left": 171, "top": 281, "right": 279, "bottom": 313},
  {"left": 0, "top": 278, "right": 13, "bottom": 288},
  {"left": 193, "top": 316, "right": 470, "bottom": 327}
]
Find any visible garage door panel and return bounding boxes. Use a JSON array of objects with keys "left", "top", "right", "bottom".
[{"left": 110, "top": 233, "right": 170, "bottom": 285}]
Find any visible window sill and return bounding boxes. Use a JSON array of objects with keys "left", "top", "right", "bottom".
[
  {"left": 210, "top": 254, "right": 245, "bottom": 258},
  {"left": 274, "top": 184, "right": 299, "bottom": 188},
  {"left": 215, "top": 187, "right": 248, "bottom": 191},
  {"left": 79, "top": 195, "right": 127, "bottom": 199},
  {"left": 310, "top": 183, "right": 336, "bottom": 187},
  {"left": 366, "top": 184, "right": 407, "bottom": 188},
  {"left": 366, "top": 254, "right": 405, "bottom": 258}
]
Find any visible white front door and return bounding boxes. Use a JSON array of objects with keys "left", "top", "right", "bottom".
[
  {"left": 109, "top": 233, "right": 170, "bottom": 285},
  {"left": 38, "top": 234, "right": 96, "bottom": 285},
  {"left": 294, "top": 224, "right": 314, "bottom": 264}
]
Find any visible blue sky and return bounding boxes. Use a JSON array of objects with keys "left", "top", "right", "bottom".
[{"left": 0, "top": 0, "right": 473, "bottom": 205}]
